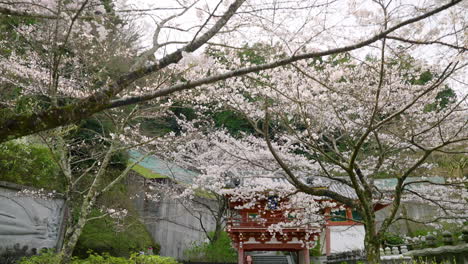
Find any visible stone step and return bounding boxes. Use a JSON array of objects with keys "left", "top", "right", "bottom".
[{"left": 251, "top": 255, "right": 289, "bottom": 264}]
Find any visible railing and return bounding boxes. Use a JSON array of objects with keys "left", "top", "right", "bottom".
[{"left": 227, "top": 217, "right": 312, "bottom": 229}]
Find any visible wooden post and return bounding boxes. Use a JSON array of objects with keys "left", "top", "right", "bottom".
[
  {"left": 303, "top": 248, "right": 310, "bottom": 264},
  {"left": 238, "top": 248, "right": 244, "bottom": 264},
  {"left": 326, "top": 226, "right": 331, "bottom": 256}
]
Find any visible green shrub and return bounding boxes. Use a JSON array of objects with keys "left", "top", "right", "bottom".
[
  {"left": 74, "top": 208, "right": 157, "bottom": 258},
  {"left": 74, "top": 173, "right": 158, "bottom": 258},
  {"left": 18, "top": 251, "right": 61, "bottom": 264},
  {"left": 129, "top": 254, "right": 180, "bottom": 264},
  {"left": 382, "top": 232, "right": 405, "bottom": 246},
  {"left": 309, "top": 240, "right": 321, "bottom": 256},
  {"left": 184, "top": 231, "right": 237, "bottom": 262},
  {"left": 19, "top": 252, "right": 180, "bottom": 264},
  {"left": 74, "top": 252, "right": 129, "bottom": 264}
]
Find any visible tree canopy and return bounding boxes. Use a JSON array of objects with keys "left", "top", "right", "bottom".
[{"left": 0, "top": 0, "right": 466, "bottom": 143}]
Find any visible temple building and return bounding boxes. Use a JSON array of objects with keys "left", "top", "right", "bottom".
[{"left": 225, "top": 176, "right": 388, "bottom": 263}]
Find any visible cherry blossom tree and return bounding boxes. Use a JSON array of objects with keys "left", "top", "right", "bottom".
[
  {"left": 1, "top": 0, "right": 466, "bottom": 143},
  {"left": 36, "top": 108, "right": 157, "bottom": 263},
  {"left": 159, "top": 36, "right": 467, "bottom": 261},
  {"left": 33, "top": 103, "right": 187, "bottom": 263}
]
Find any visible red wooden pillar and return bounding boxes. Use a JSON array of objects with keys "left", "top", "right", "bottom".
[
  {"left": 325, "top": 226, "right": 331, "bottom": 256},
  {"left": 302, "top": 248, "right": 310, "bottom": 264},
  {"left": 238, "top": 248, "right": 244, "bottom": 264},
  {"left": 298, "top": 248, "right": 310, "bottom": 264}
]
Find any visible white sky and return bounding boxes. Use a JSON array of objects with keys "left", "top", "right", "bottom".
[{"left": 116, "top": 0, "right": 467, "bottom": 95}]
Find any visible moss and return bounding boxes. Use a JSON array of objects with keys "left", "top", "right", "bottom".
[
  {"left": 193, "top": 188, "right": 216, "bottom": 199},
  {"left": 131, "top": 164, "right": 167, "bottom": 179},
  {"left": 0, "top": 141, "right": 65, "bottom": 191}
]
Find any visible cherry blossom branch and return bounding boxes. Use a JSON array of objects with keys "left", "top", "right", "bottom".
[
  {"left": 263, "top": 107, "right": 358, "bottom": 208},
  {"left": 386, "top": 35, "right": 468, "bottom": 51},
  {"left": 0, "top": 0, "right": 463, "bottom": 143},
  {"left": 109, "top": 1, "right": 463, "bottom": 110},
  {"left": 378, "top": 135, "right": 468, "bottom": 236},
  {"left": 131, "top": 0, "right": 200, "bottom": 70},
  {"left": 0, "top": 0, "right": 247, "bottom": 143}
]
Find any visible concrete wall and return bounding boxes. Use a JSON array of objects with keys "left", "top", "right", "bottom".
[
  {"left": 0, "top": 181, "right": 66, "bottom": 254},
  {"left": 376, "top": 202, "right": 438, "bottom": 235},
  {"left": 329, "top": 225, "right": 365, "bottom": 253},
  {"left": 128, "top": 174, "right": 218, "bottom": 260}
]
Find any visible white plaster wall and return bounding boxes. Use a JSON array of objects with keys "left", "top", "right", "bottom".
[{"left": 329, "top": 225, "right": 365, "bottom": 253}]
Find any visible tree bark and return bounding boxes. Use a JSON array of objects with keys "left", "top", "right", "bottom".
[
  {"left": 59, "top": 204, "right": 91, "bottom": 263},
  {"left": 57, "top": 142, "right": 115, "bottom": 263},
  {"left": 363, "top": 213, "right": 381, "bottom": 264},
  {"left": 364, "top": 237, "right": 381, "bottom": 264}
]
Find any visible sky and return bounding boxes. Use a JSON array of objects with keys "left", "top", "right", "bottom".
[{"left": 116, "top": 0, "right": 467, "bottom": 95}]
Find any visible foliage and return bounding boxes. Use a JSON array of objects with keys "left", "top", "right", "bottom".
[
  {"left": 74, "top": 181, "right": 157, "bottom": 258},
  {"left": 212, "top": 110, "right": 254, "bottom": 136},
  {"left": 184, "top": 231, "right": 237, "bottom": 262},
  {"left": 18, "top": 251, "right": 62, "bottom": 264},
  {"left": 19, "top": 252, "right": 180, "bottom": 264},
  {"left": 129, "top": 254, "right": 180, "bottom": 264},
  {"left": 0, "top": 140, "right": 64, "bottom": 191},
  {"left": 131, "top": 164, "right": 167, "bottom": 179},
  {"left": 309, "top": 240, "right": 322, "bottom": 256},
  {"left": 164, "top": 47, "right": 468, "bottom": 263},
  {"left": 382, "top": 232, "right": 405, "bottom": 246},
  {"left": 66, "top": 117, "right": 130, "bottom": 170}
]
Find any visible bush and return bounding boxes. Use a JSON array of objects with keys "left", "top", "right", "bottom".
[
  {"left": 382, "top": 232, "right": 405, "bottom": 246},
  {"left": 18, "top": 251, "right": 61, "bottom": 264},
  {"left": 19, "top": 252, "right": 180, "bottom": 264},
  {"left": 129, "top": 254, "right": 180, "bottom": 264},
  {"left": 74, "top": 207, "right": 157, "bottom": 258},
  {"left": 309, "top": 240, "right": 321, "bottom": 256},
  {"left": 184, "top": 231, "right": 237, "bottom": 262},
  {"left": 74, "top": 171, "right": 157, "bottom": 258}
]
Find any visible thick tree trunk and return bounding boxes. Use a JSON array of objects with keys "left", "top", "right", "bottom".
[
  {"left": 363, "top": 215, "right": 381, "bottom": 264},
  {"left": 364, "top": 236, "right": 381, "bottom": 264}
]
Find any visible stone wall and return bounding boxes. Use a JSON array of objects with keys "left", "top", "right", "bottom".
[
  {"left": 406, "top": 244, "right": 468, "bottom": 264},
  {"left": 376, "top": 202, "right": 438, "bottom": 235},
  {"left": 0, "top": 181, "right": 66, "bottom": 255},
  {"left": 127, "top": 174, "right": 218, "bottom": 260}
]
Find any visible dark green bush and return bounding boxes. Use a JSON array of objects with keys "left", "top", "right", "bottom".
[
  {"left": 74, "top": 203, "right": 157, "bottom": 258},
  {"left": 184, "top": 231, "right": 237, "bottom": 262},
  {"left": 382, "top": 232, "right": 405, "bottom": 246},
  {"left": 19, "top": 252, "right": 180, "bottom": 264},
  {"left": 18, "top": 251, "right": 61, "bottom": 264}
]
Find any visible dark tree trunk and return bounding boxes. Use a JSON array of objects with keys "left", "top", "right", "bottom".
[{"left": 363, "top": 212, "right": 381, "bottom": 264}]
